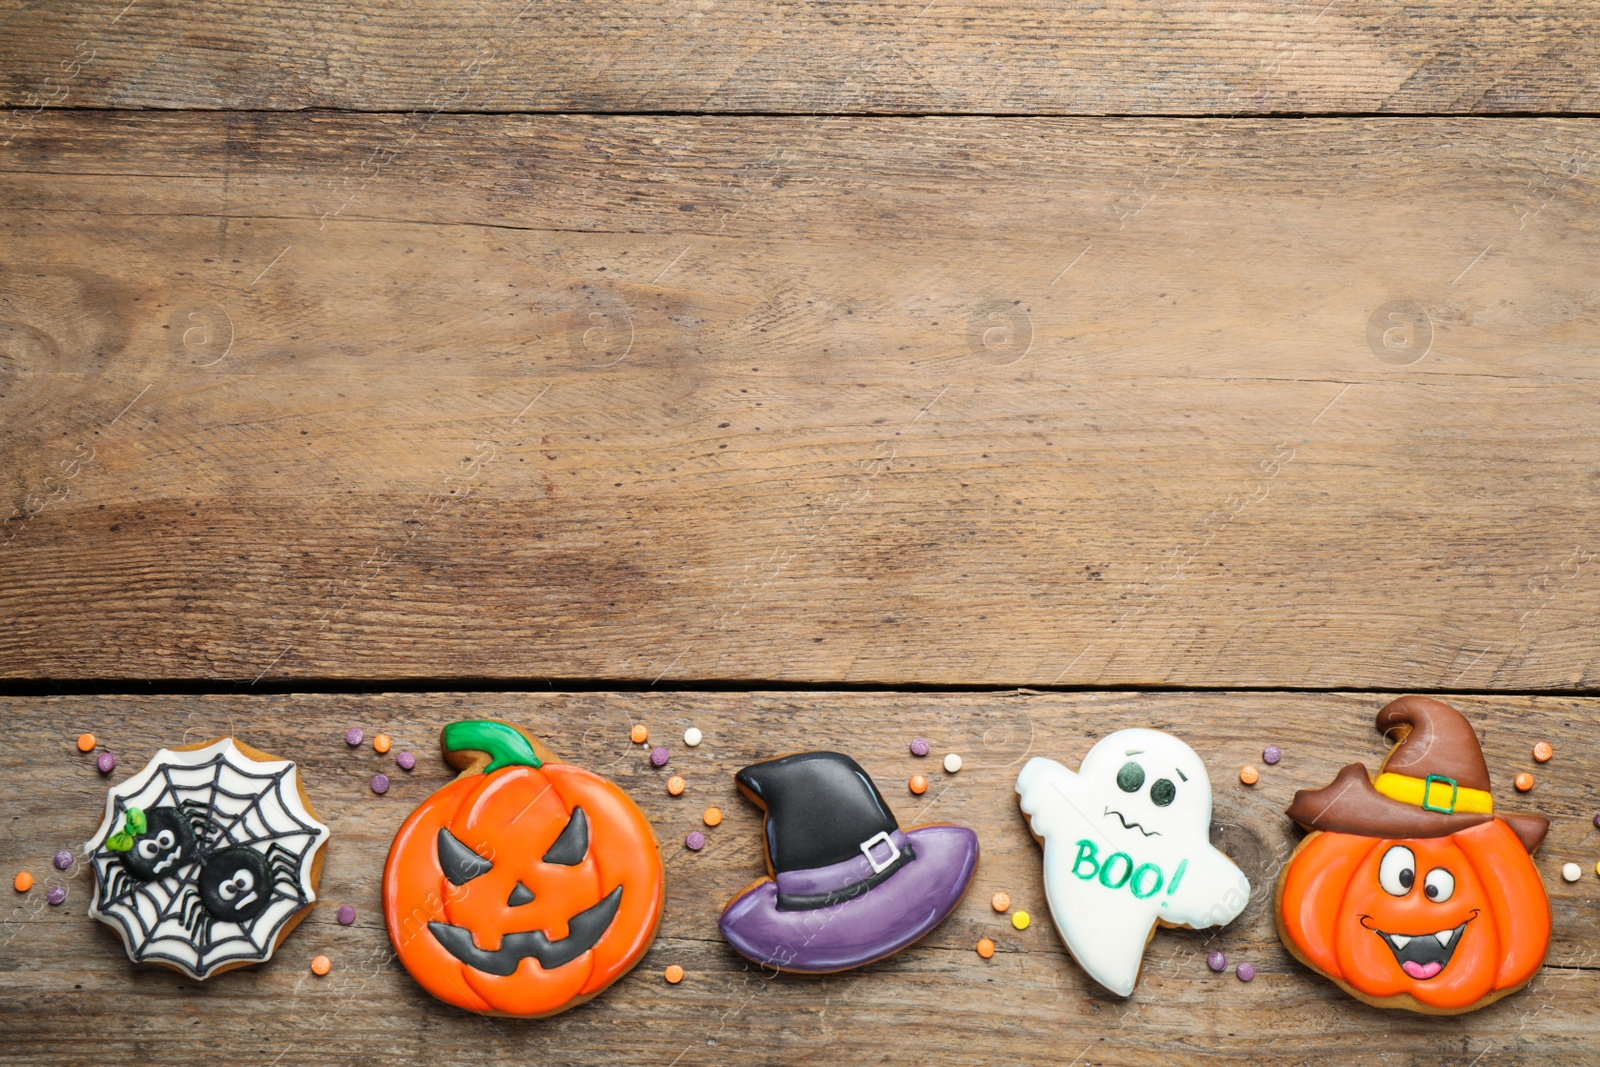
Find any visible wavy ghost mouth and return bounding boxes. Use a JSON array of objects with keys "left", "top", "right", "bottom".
[
  {"left": 429, "top": 886, "right": 622, "bottom": 976},
  {"left": 1102, "top": 807, "right": 1160, "bottom": 837},
  {"left": 1363, "top": 911, "right": 1476, "bottom": 980}
]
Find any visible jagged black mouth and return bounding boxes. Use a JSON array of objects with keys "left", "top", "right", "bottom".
[
  {"left": 1103, "top": 807, "right": 1160, "bottom": 837},
  {"left": 428, "top": 886, "right": 622, "bottom": 976},
  {"left": 1361, "top": 910, "right": 1477, "bottom": 981}
]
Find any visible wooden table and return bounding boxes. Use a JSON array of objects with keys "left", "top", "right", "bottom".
[{"left": 3, "top": 3, "right": 1597, "bottom": 1063}]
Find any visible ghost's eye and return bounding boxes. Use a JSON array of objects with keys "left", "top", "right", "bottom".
[
  {"left": 437, "top": 828, "right": 493, "bottom": 885},
  {"left": 542, "top": 807, "right": 589, "bottom": 865},
  {"left": 1379, "top": 845, "right": 1416, "bottom": 896},
  {"left": 138, "top": 840, "right": 160, "bottom": 859},
  {"left": 156, "top": 830, "right": 176, "bottom": 850},
  {"left": 1116, "top": 762, "right": 1145, "bottom": 793},
  {"left": 1423, "top": 867, "right": 1455, "bottom": 903},
  {"left": 1149, "top": 779, "right": 1176, "bottom": 807}
]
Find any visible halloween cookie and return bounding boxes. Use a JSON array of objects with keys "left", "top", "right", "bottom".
[
  {"left": 382, "top": 720, "right": 664, "bottom": 1017},
  {"left": 1276, "top": 696, "right": 1550, "bottom": 1014},
  {"left": 718, "top": 751, "right": 979, "bottom": 973},
  {"left": 85, "top": 737, "right": 330, "bottom": 979},
  {"left": 1016, "top": 729, "right": 1251, "bottom": 996}
]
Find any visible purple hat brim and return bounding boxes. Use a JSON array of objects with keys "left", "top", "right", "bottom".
[{"left": 718, "top": 824, "right": 979, "bottom": 973}]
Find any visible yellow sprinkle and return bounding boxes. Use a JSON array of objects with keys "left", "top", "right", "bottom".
[{"left": 1011, "top": 910, "right": 1030, "bottom": 931}]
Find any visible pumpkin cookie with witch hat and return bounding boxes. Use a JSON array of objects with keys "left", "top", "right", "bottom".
[
  {"left": 383, "top": 720, "right": 663, "bottom": 1017},
  {"left": 1277, "top": 696, "right": 1550, "bottom": 1014}
]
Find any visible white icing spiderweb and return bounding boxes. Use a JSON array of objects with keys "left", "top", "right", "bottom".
[{"left": 87, "top": 740, "right": 328, "bottom": 979}]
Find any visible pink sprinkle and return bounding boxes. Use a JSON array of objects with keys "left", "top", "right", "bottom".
[
  {"left": 96, "top": 752, "right": 116, "bottom": 773},
  {"left": 1262, "top": 745, "right": 1282, "bottom": 765},
  {"left": 909, "top": 738, "right": 930, "bottom": 757},
  {"left": 1236, "top": 962, "right": 1256, "bottom": 982},
  {"left": 371, "top": 774, "right": 389, "bottom": 794},
  {"left": 46, "top": 886, "right": 67, "bottom": 906},
  {"left": 685, "top": 831, "right": 706, "bottom": 851},
  {"left": 650, "top": 746, "right": 670, "bottom": 768},
  {"left": 1207, "top": 951, "right": 1226, "bottom": 972},
  {"left": 345, "top": 727, "right": 363, "bottom": 746},
  {"left": 337, "top": 905, "right": 356, "bottom": 925},
  {"left": 395, "top": 751, "right": 416, "bottom": 771},
  {"left": 53, "top": 851, "right": 74, "bottom": 871}
]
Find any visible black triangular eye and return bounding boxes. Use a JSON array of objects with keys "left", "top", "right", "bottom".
[
  {"left": 541, "top": 806, "right": 588, "bottom": 865},
  {"left": 437, "top": 828, "right": 493, "bottom": 885}
]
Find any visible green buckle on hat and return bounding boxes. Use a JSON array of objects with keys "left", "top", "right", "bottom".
[{"left": 1421, "top": 774, "right": 1458, "bottom": 814}]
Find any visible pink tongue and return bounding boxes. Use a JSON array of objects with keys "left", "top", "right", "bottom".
[{"left": 1402, "top": 961, "right": 1443, "bottom": 980}]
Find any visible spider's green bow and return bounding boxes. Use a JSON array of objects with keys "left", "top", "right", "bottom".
[{"left": 105, "top": 806, "right": 146, "bottom": 852}]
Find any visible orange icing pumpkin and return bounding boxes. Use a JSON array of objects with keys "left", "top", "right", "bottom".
[{"left": 383, "top": 720, "right": 663, "bottom": 1017}]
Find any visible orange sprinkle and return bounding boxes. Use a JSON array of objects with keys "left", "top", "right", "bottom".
[
  {"left": 1239, "top": 765, "right": 1260, "bottom": 786},
  {"left": 629, "top": 724, "right": 649, "bottom": 744},
  {"left": 372, "top": 734, "right": 392, "bottom": 754},
  {"left": 976, "top": 938, "right": 995, "bottom": 959},
  {"left": 664, "top": 964, "right": 685, "bottom": 984},
  {"left": 667, "top": 776, "right": 686, "bottom": 796},
  {"left": 909, "top": 774, "right": 928, "bottom": 795},
  {"left": 76, "top": 733, "right": 96, "bottom": 753},
  {"left": 991, "top": 891, "right": 1011, "bottom": 912},
  {"left": 1515, "top": 772, "right": 1535, "bottom": 792},
  {"left": 1533, "top": 741, "right": 1553, "bottom": 763},
  {"left": 13, "top": 872, "right": 33, "bottom": 893},
  {"left": 311, "top": 955, "right": 331, "bottom": 976},
  {"left": 703, "top": 807, "right": 723, "bottom": 827}
]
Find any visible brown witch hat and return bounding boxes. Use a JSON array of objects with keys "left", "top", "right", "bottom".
[{"left": 1285, "top": 696, "right": 1548, "bottom": 853}]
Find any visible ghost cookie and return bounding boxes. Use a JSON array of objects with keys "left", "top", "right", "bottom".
[
  {"left": 86, "top": 737, "right": 330, "bottom": 979},
  {"left": 1016, "top": 729, "right": 1251, "bottom": 996},
  {"left": 1276, "top": 696, "right": 1550, "bottom": 1014}
]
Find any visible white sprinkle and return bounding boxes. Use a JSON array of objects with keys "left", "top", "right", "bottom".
[
  {"left": 943, "top": 753, "right": 962, "bottom": 774},
  {"left": 1562, "top": 862, "right": 1582, "bottom": 883},
  {"left": 683, "top": 727, "right": 703, "bottom": 748}
]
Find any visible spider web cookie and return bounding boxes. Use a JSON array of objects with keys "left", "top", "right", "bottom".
[{"left": 86, "top": 737, "right": 330, "bottom": 979}]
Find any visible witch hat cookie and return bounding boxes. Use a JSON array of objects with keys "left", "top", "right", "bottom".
[
  {"left": 1016, "top": 729, "right": 1251, "bottom": 996},
  {"left": 383, "top": 721, "right": 664, "bottom": 1017},
  {"left": 718, "top": 751, "right": 979, "bottom": 973},
  {"left": 1277, "top": 696, "right": 1550, "bottom": 1014}
]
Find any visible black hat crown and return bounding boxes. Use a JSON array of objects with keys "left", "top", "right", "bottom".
[{"left": 736, "top": 752, "right": 900, "bottom": 873}]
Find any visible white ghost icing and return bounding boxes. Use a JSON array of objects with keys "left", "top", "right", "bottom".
[{"left": 1016, "top": 728, "right": 1251, "bottom": 996}]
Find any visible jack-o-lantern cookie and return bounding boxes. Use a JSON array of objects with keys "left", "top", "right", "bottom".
[
  {"left": 1276, "top": 696, "right": 1551, "bottom": 1014},
  {"left": 383, "top": 720, "right": 664, "bottom": 1017},
  {"left": 86, "top": 737, "right": 330, "bottom": 979},
  {"left": 718, "top": 751, "right": 979, "bottom": 973},
  {"left": 1016, "top": 729, "right": 1251, "bottom": 996}
]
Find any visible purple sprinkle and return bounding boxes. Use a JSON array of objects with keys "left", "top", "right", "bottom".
[
  {"left": 371, "top": 773, "right": 390, "bottom": 795},
  {"left": 685, "top": 831, "right": 706, "bottom": 851},
  {"left": 1594, "top": 811, "right": 1600, "bottom": 830},
  {"left": 650, "top": 746, "right": 670, "bottom": 768},
  {"left": 910, "top": 738, "right": 930, "bottom": 757},
  {"left": 1236, "top": 962, "right": 1256, "bottom": 982},
  {"left": 1262, "top": 745, "right": 1282, "bottom": 765},
  {"left": 96, "top": 752, "right": 116, "bottom": 774},
  {"left": 53, "top": 850, "right": 74, "bottom": 871},
  {"left": 396, "top": 751, "right": 416, "bottom": 771},
  {"left": 1207, "top": 951, "right": 1227, "bottom": 972},
  {"left": 337, "top": 905, "right": 356, "bottom": 925},
  {"left": 345, "top": 727, "right": 363, "bottom": 746},
  {"left": 46, "top": 886, "right": 67, "bottom": 906}
]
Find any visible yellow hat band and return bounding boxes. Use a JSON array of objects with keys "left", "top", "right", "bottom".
[{"left": 1374, "top": 772, "right": 1493, "bottom": 815}]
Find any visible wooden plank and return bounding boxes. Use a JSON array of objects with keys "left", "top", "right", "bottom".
[
  {"left": 3, "top": 691, "right": 1598, "bottom": 1065},
  {"left": 2, "top": 0, "right": 1599, "bottom": 118},
  {"left": 2, "top": 113, "right": 1599, "bottom": 687}
]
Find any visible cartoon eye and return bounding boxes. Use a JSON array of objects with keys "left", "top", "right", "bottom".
[
  {"left": 1378, "top": 845, "right": 1416, "bottom": 896},
  {"left": 437, "top": 828, "right": 493, "bottom": 885},
  {"left": 1423, "top": 867, "right": 1455, "bottom": 902},
  {"left": 1149, "top": 779, "right": 1176, "bottom": 807},
  {"left": 1116, "top": 762, "right": 1145, "bottom": 793},
  {"left": 542, "top": 807, "right": 589, "bottom": 865},
  {"left": 156, "top": 829, "right": 176, "bottom": 850},
  {"left": 138, "top": 839, "right": 161, "bottom": 859}
]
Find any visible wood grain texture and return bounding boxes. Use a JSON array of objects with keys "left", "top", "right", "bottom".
[
  {"left": 3, "top": 691, "right": 1598, "bottom": 1065},
  {"left": 2, "top": 0, "right": 1599, "bottom": 117},
  {"left": 3, "top": 113, "right": 1599, "bottom": 687}
]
